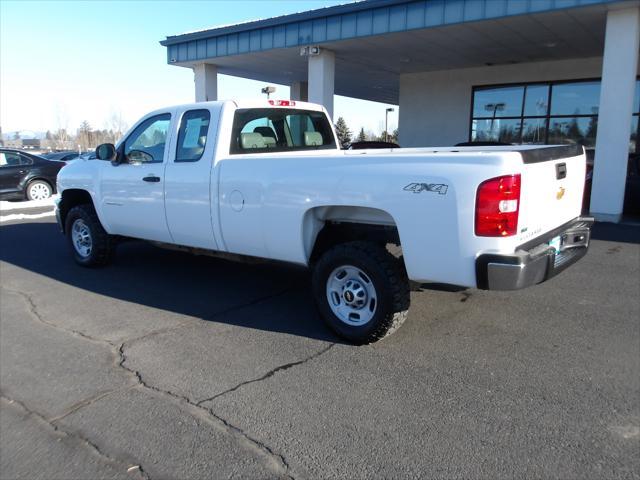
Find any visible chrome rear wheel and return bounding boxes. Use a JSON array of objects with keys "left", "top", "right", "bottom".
[
  {"left": 326, "top": 265, "right": 378, "bottom": 326},
  {"left": 312, "top": 241, "right": 410, "bottom": 344}
]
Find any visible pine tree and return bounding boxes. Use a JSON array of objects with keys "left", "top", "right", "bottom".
[
  {"left": 357, "top": 127, "right": 366, "bottom": 142},
  {"left": 334, "top": 117, "right": 352, "bottom": 149}
]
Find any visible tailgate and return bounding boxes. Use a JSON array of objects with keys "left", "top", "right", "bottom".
[{"left": 517, "top": 145, "right": 586, "bottom": 244}]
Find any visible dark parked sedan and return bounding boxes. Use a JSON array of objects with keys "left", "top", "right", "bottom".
[
  {"left": 42, "top": 151, "right": 80, "bottom": 162},
  {"left": 0, "top": 148, "right": 64, "bottom": 201}
]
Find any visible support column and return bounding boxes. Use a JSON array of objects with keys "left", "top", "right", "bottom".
[
  {"left": 290, "top": 81, "right": 308, "bottom": 101},
  {"left": 308, "top": 49, "right": 335, "bottom": 119},
  {"left": 591, "top": 7, "right": 640, "bottom": 221},
  {"left": 194, "top": 63, "right": 218, "bottom": 102}
]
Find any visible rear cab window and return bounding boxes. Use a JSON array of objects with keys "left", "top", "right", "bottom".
[{"left": 230, "top": 108, "right": 336, "bottom": 154}]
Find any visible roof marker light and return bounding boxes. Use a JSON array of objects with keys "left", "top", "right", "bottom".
[{"left": 268, "top": 100, "right": 295, "bottom": 107}]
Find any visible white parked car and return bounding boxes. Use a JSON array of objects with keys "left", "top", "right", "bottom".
[{"left": 56, "top": 100, "right": 593, "bottom": 343}]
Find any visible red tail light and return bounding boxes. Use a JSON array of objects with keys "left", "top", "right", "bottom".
[{"left": 475, "top": 174, "right": 521, "bottom": 237}]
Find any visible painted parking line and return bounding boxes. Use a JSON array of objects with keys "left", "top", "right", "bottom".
[{"left": 0, "top": 211, "right": 55, "bottom": 223}]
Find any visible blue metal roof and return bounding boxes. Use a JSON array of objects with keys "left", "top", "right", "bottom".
[{"left": 161, "top": 0, "right": 620, "bottom": 64}]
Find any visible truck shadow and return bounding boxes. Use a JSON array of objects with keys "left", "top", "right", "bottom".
[{"left": 0, "top": 221, "right": 344, "bottom": 343}]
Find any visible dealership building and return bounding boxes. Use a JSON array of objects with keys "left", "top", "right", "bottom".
[{"left": 161, "top": 0, "right": 640, "bottom": 221}]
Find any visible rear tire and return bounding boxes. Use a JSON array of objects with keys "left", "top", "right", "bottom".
[
  {"left": 65, "top": 204, "right": 114, "bottom": 267},
  {"left": 312, "top": 241, "right": 410, "bottom": 344},
  {"left": 26, "top": 180, "right": 52, "bottom": 201}
]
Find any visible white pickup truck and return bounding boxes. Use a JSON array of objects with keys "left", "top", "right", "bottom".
[{"left": 56, "top": 99, "right": 593, "bottom": 344}]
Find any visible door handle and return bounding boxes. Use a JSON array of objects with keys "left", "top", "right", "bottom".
[{"left": 142, "top": 175, "right": 160, "bottom": 183}]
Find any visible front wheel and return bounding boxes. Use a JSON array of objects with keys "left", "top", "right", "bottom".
[
  {"left": 65, "top": 204, "right": 114, "bottom": 267},
  {"left": 312, "top": 241, "right": 410, "bottom": 344}
]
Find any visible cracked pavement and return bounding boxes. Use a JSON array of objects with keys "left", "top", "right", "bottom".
[{"left": 1, "top": 217, "right": 639, "bottom": 479}]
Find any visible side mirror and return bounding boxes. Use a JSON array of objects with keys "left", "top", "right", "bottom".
[{"left": 96, "top": 143, "right": 116, "bottom": 161}]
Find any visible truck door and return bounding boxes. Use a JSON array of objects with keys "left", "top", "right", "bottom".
[
  {"left": 99, "top": 112, "right": 173, "bottom": 243},
  {"left": 164, "top": 107, "right": 219, "bottom": 250}
]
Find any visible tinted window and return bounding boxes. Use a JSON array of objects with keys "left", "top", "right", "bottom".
[
  {"left": 523, "top": 84, "right": 549, "bottom": 116},
  {"left": 548, "top": 117, "right": 598, "bottom": 147},
  {"left": 471, "top": 118, "right": 522, "bottom": 143},
  {"left": 230, "top": 108, "right": 336, "bottom": 154},
  {"left": 124, "top": 113, "right": 171, "bottom": 163},
  {"left": 176, "top": 110, "right": 210, "bottom": 162},
  {"left": 521, "top": 118, "right": 548, "bottom": 144},
  {"left": 0, "top": 152, "right": 32, "bottom": 167},
  {"left": 550, "top": 81, "right": 600, "bottom": 115},
  {"left": 472, "top": 86, "right": 524, "bottom": 118}
]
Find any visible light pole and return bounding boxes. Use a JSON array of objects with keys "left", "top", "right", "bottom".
[
  {"left": 385, "top": 107, "right": 394, "bottom": 142},
  {"left": 485, "top": 103, "right": 505, "bottom": 137},
  {"left": 261, "top": 86, "right": 276, "bottom": 99}
]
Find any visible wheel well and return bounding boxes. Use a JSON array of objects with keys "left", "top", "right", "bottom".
[
  {"left": 59, "top": 189, "right": 94, "bottom": 233},
  {"left": 309, "top": 221, "right": 401, "bottom": 264}
]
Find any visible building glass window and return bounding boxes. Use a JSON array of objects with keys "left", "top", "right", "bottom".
[
  {"left": 471, "top": 118, "right": 522, "bottom": 143},
  {"left": 550, "top": 81, "right": 600, "bottom": 116},
  {"left": 548, "top": 117, "right": 598, "bottom": 148},
  {"left": 472, "top": 79, "right": 640, "bottom": 153},
  {"left": 523, "top": 84, "right": 549, "bottom": 117},
  {"left": 521, "top": 117, "right": 547, "bottom": 145},
  {"left": 472, "top": 86, "right": 524, "bottom": 118}
]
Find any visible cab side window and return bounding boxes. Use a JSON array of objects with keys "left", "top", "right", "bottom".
[
  {"left": 175, "top": 110, "right": 211, "bottom": 162},
  {"left": 124, "top": 113, "right": 171, "bottom": 163}
]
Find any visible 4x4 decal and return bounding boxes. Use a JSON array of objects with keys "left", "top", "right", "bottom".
[{"left": 403, "top": 183, "right": 449, "bottom": 195}]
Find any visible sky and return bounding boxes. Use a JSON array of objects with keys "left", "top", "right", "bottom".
[{"left": 0, "top": 0, "right": 398, "bottom": 137}]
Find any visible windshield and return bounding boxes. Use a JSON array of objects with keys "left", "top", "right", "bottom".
[{"left": 230, "top": 108, "right": 336, "bottom": 154}]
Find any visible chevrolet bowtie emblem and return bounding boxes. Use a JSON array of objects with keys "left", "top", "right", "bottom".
[{"left": 556, "top": 187, "right": 566, "bottom": 200}]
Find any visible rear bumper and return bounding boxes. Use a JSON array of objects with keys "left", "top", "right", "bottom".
[{"left": 476, "top": 216, "right": 594, "bottom": 290}]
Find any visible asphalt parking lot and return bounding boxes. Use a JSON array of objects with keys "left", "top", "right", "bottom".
[{"left": 0, "top": 210, "right": 638, "bottom": 479}]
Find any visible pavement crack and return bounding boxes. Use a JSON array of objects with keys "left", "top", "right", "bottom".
[
  {"left": 48, "top": 386, "right": 134, "bottom": 424},
  {"left": 0, "top": 393, "right": 150, "bottom": 480},
  {"left": 3, "top": 285, "right": 301, "bottom": 478},
  {"left": 116, "top": 343, "right": 296, "bottom": 479},
  {"left": 5, "top": 287, "right": 112, "bottom": 346},
  {"left": 197, "top": 344, "right": 335, "bottom": 405},
  {"left": 205, "top": 407, "right": 295, "bottom": 478},
  {"left": 122, "top": 321, "right": 193, "bottom": 348}
]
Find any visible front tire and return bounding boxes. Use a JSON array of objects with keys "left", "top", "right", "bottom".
[
  {"left": 312, "top": 241, "right": 410, "bottom": 344},
  {"left": 65, "top": 204, "right": 114, "bottom": 267},
  {"left": 26, "top": 180, "right": 52, "bottom": 201}
]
